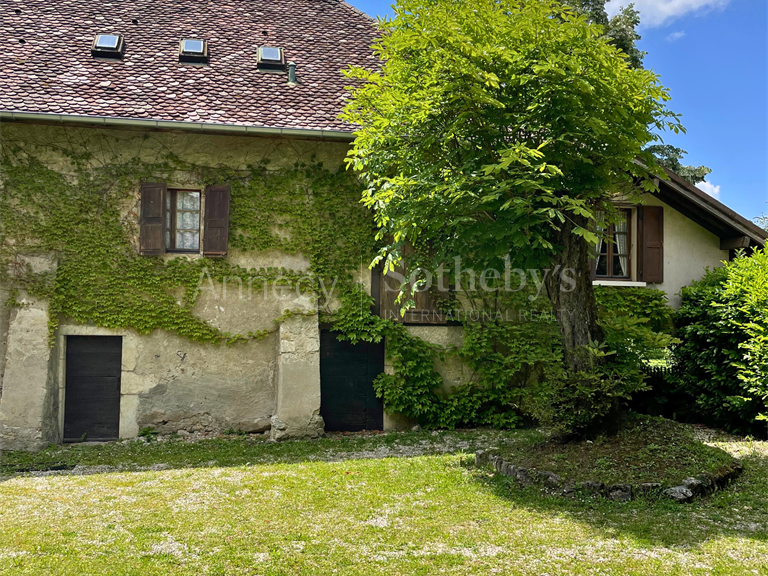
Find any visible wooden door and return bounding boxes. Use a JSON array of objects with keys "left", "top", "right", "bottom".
[
  {"left": 63, "top": 336, "right": 122, "bottom": 442},
  {"left": 320, "top": 331, "right": 384, "bottom": 431}
]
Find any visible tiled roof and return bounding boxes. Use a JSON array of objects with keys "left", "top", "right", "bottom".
[{"left": 0, "top": 0, "right": 378, "bottom": 132}]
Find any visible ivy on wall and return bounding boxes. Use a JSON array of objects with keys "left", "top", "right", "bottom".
[{"left": 0, "top": 133, "right": 376, "bottom": 345}]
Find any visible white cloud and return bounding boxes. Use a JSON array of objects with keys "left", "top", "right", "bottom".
[
  {"left": 665, "top": 30, "right": 686, "bottom": 42},
  {"left": 606, "top": 0, "right": 732, "bottom": 28},
  {"left": 698, "top": 180, "right": 721, "bottom": 199}
]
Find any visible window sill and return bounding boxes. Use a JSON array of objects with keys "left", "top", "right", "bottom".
[{"left": 593, "top": 280, "right": 647, "bottom": 287}]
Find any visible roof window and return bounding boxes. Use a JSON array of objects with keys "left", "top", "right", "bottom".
[
  {"left": 179, "top": 39, "right": 208, "bottom": 63},
  {"left": 91, "top": 34, "right": 125, "bottom": 58},
  {"left": 258, "top": 46, "right": 286, "bottom": 71}
]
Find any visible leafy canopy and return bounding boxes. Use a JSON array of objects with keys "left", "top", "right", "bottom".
[
  {"left": 343, "top": 0, "right": 682, "bottom": 273},
  {"left": 644, "top": 144, "right": 711, "bottom": 185}
]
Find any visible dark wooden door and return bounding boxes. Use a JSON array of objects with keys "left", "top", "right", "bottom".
[
  {"left": 64, "top": 336, "right": 122, "bottom": 442},
  {"left": 320, "top": 331, "right": 384, "bottom": 432}
]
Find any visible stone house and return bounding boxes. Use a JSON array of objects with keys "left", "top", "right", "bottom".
[{"left": 0, "top": 0, "right": 765, "bottom": 451}]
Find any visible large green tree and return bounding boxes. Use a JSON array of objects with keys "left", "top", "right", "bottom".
[{"left": 343, "top": 0, "right": 681, "bottom": 374}]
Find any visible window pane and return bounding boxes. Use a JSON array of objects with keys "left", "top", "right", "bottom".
[
  {"left": 176, "top": 231, "right": 200, "bottom": 250},
  {"left": 261, "top": 47, "right": 281, "bottom": 61},
  {"left": 165, "top": 230, "right": 170, "bottom": 250},
  {"left": 595, "top": 211, "right": 605, "bottom": 233},
  {"left": 177, "top": 211, "right": 199, "bottom": 230},
  {"left": 182, "top": 39, "right": 204, "bottom": 54},
  {"left": 96, "top": 34, "right": 119, "bottom": 49},
  {"left": 614, "top": 232, "right": 628, "bottom": 256},
  {"left": 177, "top": 191, "right": 200, "bottom": 211},
  {"left": 615, "top": 212, "right": 628, "bottom": 233},
  {"left": 595, "top": 255, "right": 607, "bottom": 276},
  {"left": 613, "top": 255, "right": 628, "bottom": 277}
]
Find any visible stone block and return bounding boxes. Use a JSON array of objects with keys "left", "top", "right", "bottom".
[
  {"left": 682, "top": 476, "right": 709, "bottom": 496},
  {"left": 664, "top": 486, "right": 694, "bottom": 503},
  {"left": 235, "top": 418, "right": 272, "bottom": 434},
  {"left": 637, "top": 482, "right": 662, "bottom": 495},
  {"left": 606, "top": 484, "right": 633, "bottom": 502},
  {"left": 0, "top": 304, "right": 59, "bottom": 451},
  {"left": 578, "top": 481, "right": 605, "bottom": 496}
]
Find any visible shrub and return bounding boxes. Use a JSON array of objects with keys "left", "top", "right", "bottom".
[{"left": 672, "top": 249, "right": 768, "bottom": 435}]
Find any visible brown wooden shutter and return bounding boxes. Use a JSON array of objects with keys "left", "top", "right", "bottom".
[
  {"left": 380, "top": 260, "right": 406, "bottom": 323},
  {"left": 203, "top": 184, "right": 230, "bottom": 257},
  {"left": 139, "top": 182, "right": 166, "bottom": 256},
  {"left": 638, "top": 205, "right": 664, "bottom": 283},
  {"left": 378, "top": 242, "right": 450, "bottom": 325}
]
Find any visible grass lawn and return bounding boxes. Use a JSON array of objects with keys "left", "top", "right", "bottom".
[{"left": 1, "top": 425, "right": 767, "bottom": 575}]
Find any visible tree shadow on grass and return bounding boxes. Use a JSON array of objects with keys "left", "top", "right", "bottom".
[{"left": 473, "top": 442, "right": 768, "bottom": 548}]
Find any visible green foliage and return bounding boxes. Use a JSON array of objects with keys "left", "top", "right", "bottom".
[
  {"left": 0, "top": 136, "right": 374, "bottom": 345},
  {"left": 333, "top": 282, "right": 669, "bottom": 434},
  {"left": 595, "top": 285, "right": 674, "bottom": 333},
  {"left": 673, "top": 250, "right": 768, "bottom": 434},
  {"left": 138, "top": 426, "right": 159, "bottom": 441},
  {"left": 343, "top": 0, "right": 679, "bottom": 278},
  {"left": 563, "top": 0, "right": 645, "bottom": 69},
  {"left": 644, "top": 144, "right": 712, "bottom": 185},
  {"left": 595, "top": 285, "right": 678, "bottom": 372}
]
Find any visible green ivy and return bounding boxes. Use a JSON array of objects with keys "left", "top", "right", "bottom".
[{"left": 0, "top": 137, "right": 376, "bottom": 345}]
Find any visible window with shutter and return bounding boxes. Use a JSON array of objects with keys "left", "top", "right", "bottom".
[
  {"left": 638, "top": 205, "right": 664, "bottom": 283},
  {"left": 139, "top": 182, "right": 167, "bottom": 256},
  {"left": 203, "top": 185, "right": 230, "bottom": 257},
  {"left": 378, "top": 243, "right": 452, "bottom": 325}
]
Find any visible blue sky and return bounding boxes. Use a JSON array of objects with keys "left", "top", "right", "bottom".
[{"left": 347, "top": 0, "right": 768, "bottom": 221}]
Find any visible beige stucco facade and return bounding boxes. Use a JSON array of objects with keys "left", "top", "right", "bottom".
[{"left": 641, "top": 194, "right": 729, "bottom": 308}]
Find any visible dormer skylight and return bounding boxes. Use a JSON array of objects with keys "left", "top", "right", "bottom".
[
  {"left": 258, "top": 46, "right": 286, "bottom": 71},
  {"left": 91, "top": 33, "right": 125, "bottom": 58},
  {"left": 179, "top": 38, "right": 208, "bottom": 63}
]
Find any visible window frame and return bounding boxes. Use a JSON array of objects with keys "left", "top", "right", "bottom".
[
  {"left": 594, "top": 208, "right": 632, "bottom": 280},
  {"left": 165, "top": 188, "right": 202, "bottom": 254}
]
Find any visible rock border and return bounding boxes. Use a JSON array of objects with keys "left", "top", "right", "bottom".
[{"left": 475, "top": 449, "right": 744, "bottom": 503}]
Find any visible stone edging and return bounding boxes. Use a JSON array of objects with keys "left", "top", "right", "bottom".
[{"left": 475, "top": 449, "right": 744, "bottom": 503}]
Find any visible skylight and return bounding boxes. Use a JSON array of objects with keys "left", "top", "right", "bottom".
[
  {"left": 257, "top": 46, "right": 286, "bottom": 71},
  {"left": 260, "top": 47, "right": 281, "bottom": 61},
  {"left": 181, "top": 39, "right": 204, "bottom": 54},
  {"left": 91, "top": 33, "right": 125, "bottom": 59},
  {"left": 179, "top": 39, "right": 208, "bottom": 63},
  {"left": 95, "top": 34, "right": 120, "bottom": 49}
]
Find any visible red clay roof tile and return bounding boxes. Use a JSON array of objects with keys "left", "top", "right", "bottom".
[{"left": 0, "top": 0, "right": 378, "bottom": 132}]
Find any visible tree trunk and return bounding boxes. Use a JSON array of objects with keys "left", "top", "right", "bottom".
[{"left": 544, "top": 214, "right": 604, "bottom": 373}]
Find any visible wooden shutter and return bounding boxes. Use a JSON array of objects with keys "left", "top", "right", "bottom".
[
  {"left": 378, "top": 243, "right": 450, "bottom": 325},
  {"left": 203, "top": 184, "right": 230, "bottom": 257},
  {"left": 638, "top": 205, "right": 664, "bottom": 283},
  {"left": 139, "top": 182, "right": 166, "bottom": 256},
  {"left": 380, "top": 261, "right": 406, "bottom": 323}
]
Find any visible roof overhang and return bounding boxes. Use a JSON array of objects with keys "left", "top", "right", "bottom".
[
  {"left": 0, "top": 111, "right": 357, "bottom": 142},
  {"left": 654, "top": 168, "right": 766, "bottom": 249}
]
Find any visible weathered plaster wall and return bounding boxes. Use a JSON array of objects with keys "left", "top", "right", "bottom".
[
  {"left": 0, "top": 300, "right": 61, "bottom": 450},
  {"left": 0, "top": 123, "right": 354, "bottom": 449},
  {"left": 641, "top": 194, "right": 729, "bottom": 308}
]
